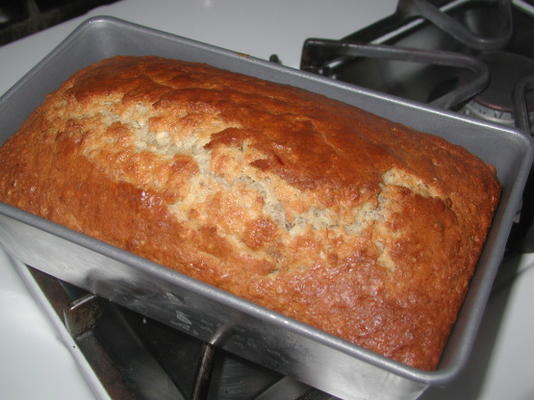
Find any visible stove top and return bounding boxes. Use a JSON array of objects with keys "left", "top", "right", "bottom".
[
  {"left": 301, "top": 0, "right": 534, "bottom": 131},
  {"left": 1, "top": 1, "right": 534, "bottom": 399},
  {"left": 0, "top": 0, "right": 120, "bottom": 45}
]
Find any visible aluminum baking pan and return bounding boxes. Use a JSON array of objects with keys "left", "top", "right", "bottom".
[{"left": 0, "top": 16, "right": 531, "bottom": 400}]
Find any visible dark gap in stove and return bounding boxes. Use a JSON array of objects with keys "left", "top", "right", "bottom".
[
  {"left": 28, "top": 266, "right": 338, "bottom": 400},
  {"left": 0, "top": 0, "right": 120, "bottom": 46}
]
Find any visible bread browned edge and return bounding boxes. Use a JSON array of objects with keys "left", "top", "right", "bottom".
[{"left": 0, "top": 56, "right": 501, "bottom": 370}]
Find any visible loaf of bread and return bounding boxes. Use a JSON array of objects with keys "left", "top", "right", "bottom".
[{"left": 0, "top": 56, "right": 500, "bottom": 370}]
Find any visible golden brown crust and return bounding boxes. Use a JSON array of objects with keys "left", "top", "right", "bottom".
[{"left": 0, "top": 56, "right": 500, "bottom": 370}]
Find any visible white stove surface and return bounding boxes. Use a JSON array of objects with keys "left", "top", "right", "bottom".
[{"left": 0, "top": 1, "right": 533, "bottom": 399}]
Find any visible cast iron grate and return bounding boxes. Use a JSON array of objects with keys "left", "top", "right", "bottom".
[
  {"left": 0, "top": 0, "right": 119, "bottom": 46},
  {"left": 300, "top": 0, "right": 534, "bottom": 124},
  {"left": 28, "top": 266, "right": 340, "bottom": 400}
]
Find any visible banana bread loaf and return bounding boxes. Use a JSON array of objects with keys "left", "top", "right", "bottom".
[{"left": 0, "top": 56, "right": 500, "bottom": 370}]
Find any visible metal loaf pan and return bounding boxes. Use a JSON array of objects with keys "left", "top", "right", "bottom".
[{"left": 0, "top": 17, "right": 531, "bottom": 400}]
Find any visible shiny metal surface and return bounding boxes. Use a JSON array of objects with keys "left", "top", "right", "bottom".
[{"left": 0, "top": 16, "right": 532, "bottom": 400}]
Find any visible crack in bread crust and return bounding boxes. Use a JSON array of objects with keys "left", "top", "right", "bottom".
[{"left": 79, "top": 99, "right": 447, "bottom": 274}]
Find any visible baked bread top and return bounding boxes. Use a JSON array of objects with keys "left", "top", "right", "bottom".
[{"left": 0, "top": 56, "right": 500, "bottom": 370}]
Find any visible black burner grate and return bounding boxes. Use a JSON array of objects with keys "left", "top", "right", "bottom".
[
  {"left": 301, "top": 0, "right": 534, "bottom": 125},
  {"left": 28, "top": 266, "right": 339, "bottom": 400},
  {"left": 0, "top": 0, "right": 119, "bottom": 46}
]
